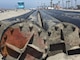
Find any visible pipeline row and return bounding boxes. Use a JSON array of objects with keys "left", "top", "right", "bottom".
[
  {"left": 0, "top": 10, "right": 80, "bottom": 60},
  {"left": 43, "top": 9, "right": 80, "bottom": 28}
]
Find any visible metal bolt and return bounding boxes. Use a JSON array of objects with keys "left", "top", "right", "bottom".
[
  {"left": 43, "top": 37, "right": 47, "bottom": 44},
  {"left": 29, "top": 23, "right": 33, "bottom": 32},
  {"left": 38, "top": 29, "right": 42, "bottom": 36},
  {"left": 19, "top": 23, "right": 23, "bottom": 31},
  {"left": 10, "top": 28, "right": 14, "bottom": 35}
]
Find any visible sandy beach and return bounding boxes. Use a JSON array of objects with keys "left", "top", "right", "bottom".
[{"left": 0, "top": 9, "right": 30, "bottom": 21}]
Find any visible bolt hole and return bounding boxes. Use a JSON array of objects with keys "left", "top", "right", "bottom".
[
  {"left": 0, "top": 24, "right": 1, "bottom": 27},
  {"left": 45, "top": 49, "right": 47, "bottom": 53},
  {"left": 4, "top": 35, "right": 7, "bottom": 41},
  {"left": 43, "top": 37, "right": 47, "bottom": 44},
  {"left": 29, "top": 24, "right": 33, "bottom": 32},
  {"left": 79, "top": 32, "right": 80, "bottom": 38},
  {"left": 38, "top": 30, "right": 42, "bottom": 36},
  {"left": 72, "top": 27, "right": 75, "bottom": 31},
  {"left": 63, "top": 24, "right": 67, "bottom": 28},
  {"left": 44, "top": 39, "right": 47, "bottom": 44},
  {"left": 19, "top": 26, "right": 23, "bottom": 31},
  {"left": 29, "top": 26, "right": 33, "bottom": 32},
  {"left": 10, "top": 28, "right": 14, "bottom": 35},
  {"left": 48, "top": 31, "right": 51, "bottom": 36},
  {"left": 55, "top": 27, "right": 58, "bottom": 31}
]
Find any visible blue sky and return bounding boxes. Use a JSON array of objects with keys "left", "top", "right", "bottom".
[{"left": 0, "top": 0, "right": 80, "bottom": 9}]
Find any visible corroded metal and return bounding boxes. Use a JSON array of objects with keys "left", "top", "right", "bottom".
[
  {"left": 0, "top": 11, "right": 80, "bottom": 60},
  {"left": 0, "top": 20, "right": 48, "bottom": 60}
]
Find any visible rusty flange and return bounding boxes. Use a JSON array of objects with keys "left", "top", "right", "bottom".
[{"left": 0, "top": 20, "right": 48, "bottom": 60}]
